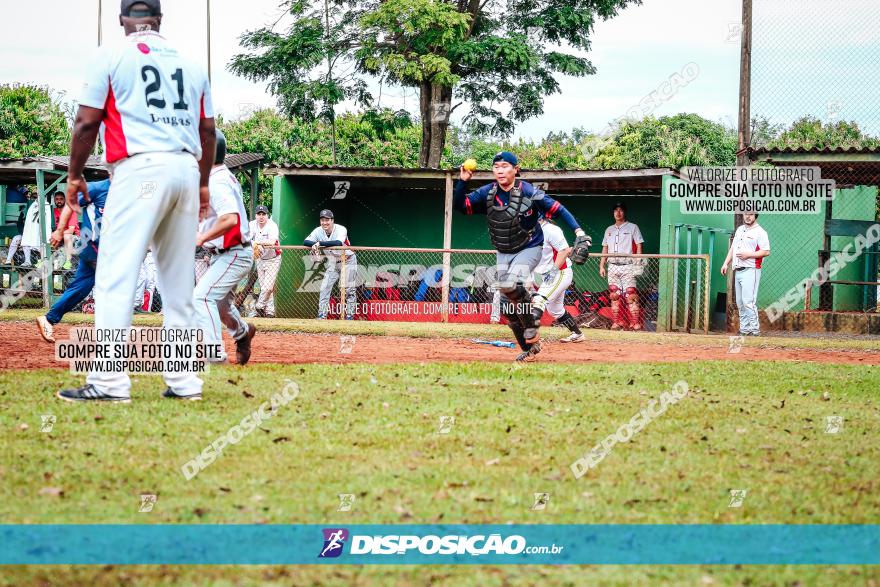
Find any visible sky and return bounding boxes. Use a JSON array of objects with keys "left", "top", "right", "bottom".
[{"left": 3, "top": 0, "right": 874, "bottom": 139}]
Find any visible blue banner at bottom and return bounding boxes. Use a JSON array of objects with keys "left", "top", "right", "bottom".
[{"left": 2, "top": 525, "right": 878, "bottom": 565}]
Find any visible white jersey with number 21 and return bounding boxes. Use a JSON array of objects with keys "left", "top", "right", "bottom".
[{"left": 78, "top": 31, "right": 214, "bottom": 165}]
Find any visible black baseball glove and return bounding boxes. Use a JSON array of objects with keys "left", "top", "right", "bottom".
[{"left": 570, "top": 234, "right": 592, "bottom": 264}]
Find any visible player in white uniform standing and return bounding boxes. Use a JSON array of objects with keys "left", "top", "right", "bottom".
[
  {"left": 531, "top": 218, "right": 584, "bottom": 343},
  {"left": 58, "top": 0, "right": 216, "bottom": 402},
  {"left": 304, "top": 210, "right": 357, "bottom": 320},
  {"left": 192, "top": 129, "right": 257, "bottom": 367},
  {"left": 721, "top": 212, "right": 770, "bottom": 336},
  {"left": 599, "top": 202, "right": 645, "bottom": 330},
  {"left": 249, "top": 205, "right": 281, "bottom": 318}
]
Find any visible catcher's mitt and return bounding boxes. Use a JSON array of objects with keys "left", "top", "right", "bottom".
[{"left": 570, "top": 234, "right": 592, "bottom": 264}]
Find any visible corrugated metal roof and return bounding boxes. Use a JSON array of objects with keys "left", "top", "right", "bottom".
[
  {"left": 268, "top": 163, "right": 677, "bottom": 175},
  {"left": 265, "top": 165, "right": 677, "bottom": 196},
  {"left": 749, "top": 146, "right": 880, "bottom": 156},
  {"left": 749, "top": 146, "right": 880, "bottom": 186}
]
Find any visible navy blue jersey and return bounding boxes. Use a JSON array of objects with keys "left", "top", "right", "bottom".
[
  {"left": 79, "top": 179, "right": 110, "bottom": 245},
  {"left": 453, "top": 179, "right": 580, "bottom": 250}
]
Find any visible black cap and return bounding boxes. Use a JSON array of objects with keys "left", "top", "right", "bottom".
[
  {"left": 255, "top": 205, "right": 269, "bottom": 215},
  {"left": 319, "top": 209, "right": 334, "bottom": 219},
  {"left": 492, "top": 151, "right": 519, "bottom": 166},
  {"left": 121, "top": 0, "right": 161, "bottom": 17},
  {"left": 612, "top": 201, "right": 628, "bottom": 213}
]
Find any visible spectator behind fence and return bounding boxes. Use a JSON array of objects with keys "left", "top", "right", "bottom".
[
  {"left": 249, "top": 205, "right": 281, "bottom": 318},
  {"left": 52, "top": 191, "right": 80, "bottom": 270}
]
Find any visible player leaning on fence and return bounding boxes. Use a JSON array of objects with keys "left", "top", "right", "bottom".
[
  {"left": 303, "top": 209, "right": 358, "bottom": 320},
  {"left": 721, "top": 213, "right": 770, "bottom": 337},
  {"left": 456, "top": 152, "right": 591, "bottom": 362}
]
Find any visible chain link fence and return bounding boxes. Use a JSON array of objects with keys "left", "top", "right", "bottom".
[
  {"left": 206, "top": 246, "right": 709, "bottom": 333},
  {"left": 749, "top": 0, "right": 880, "bottom": 315},
  {"left": 2, "top": 244, "right": 709, "bottom": 333}
]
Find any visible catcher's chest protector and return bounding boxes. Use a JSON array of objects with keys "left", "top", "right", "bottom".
[{"left": 486, "top": 182, "right": 533, "bottom": 253}]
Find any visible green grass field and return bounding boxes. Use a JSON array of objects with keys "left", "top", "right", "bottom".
[
  {"left": 3, "top": 365, "right": 879, "bottom": 585},
  {"left": 2, "top": 311, "right": 879, "bottom": 585}
]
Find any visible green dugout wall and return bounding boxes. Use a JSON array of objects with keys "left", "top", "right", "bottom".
[
  {"left": 271, "top": 165, "right": 878, "bottom": 329},
  {"left": 270, "top": 167, "right": 673, "bottom": 323}
]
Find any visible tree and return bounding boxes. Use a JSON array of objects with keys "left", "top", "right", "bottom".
[
  {"left": 0, "top": 84, "right": 70, "bottom": 158},
  {"left": 767, "top": 116, "right": 880, "bottom": 151},
  {"left": 219, "top": 107, "right": 428, "bottom": 206},
  {"left": 230, "top": 0, "right": 641, "bottom": 168},
  {"left": 591, "top": 114, "right": 737, "bottom": 169}
]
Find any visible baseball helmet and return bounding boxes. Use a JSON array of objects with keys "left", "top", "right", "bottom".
[{"left": 214, "top": 128, "right": 227, "bottom": 165}]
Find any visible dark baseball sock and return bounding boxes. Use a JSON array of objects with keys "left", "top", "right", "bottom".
[
  {"left": 559, "top": 311, "right": 582, "bottom": 335},
  {"left": 508, "top": 322, "right": 531, "bottom": 351}
]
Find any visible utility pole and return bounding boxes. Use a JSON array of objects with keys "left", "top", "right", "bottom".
[
  {"left": 98, "top": 0, "right": 103, "bottom": 46},
  {"left": 729, "top": 0, "right": 752, "bottom": 331},
  {"left": 324, "top": 0, "right": 337, "bottom": 165}
]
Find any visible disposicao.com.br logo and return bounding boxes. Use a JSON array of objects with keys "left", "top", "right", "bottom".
[{"left": 318, "top": 528, "right": 563, "bottom": 558}]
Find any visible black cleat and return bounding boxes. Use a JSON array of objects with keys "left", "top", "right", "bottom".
[
  {"left": 162, "top": 388, "right": 202, "bottom": 401},
  {"left": 57, "top": 384, "right": 131, "bottom": 403},
  {"left": 235, "top": 323, "right": 257, "bottom": 365},
  {"left": 515, "top": 342, "right": 542, "bottom": 362}
]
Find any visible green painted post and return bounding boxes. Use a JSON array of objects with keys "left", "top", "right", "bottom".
[{"left": 36, "top": 169, "right": 51, "bottom": 308}]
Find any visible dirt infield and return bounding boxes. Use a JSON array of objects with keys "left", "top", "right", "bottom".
[{"left": 1, "top": 320, "right": 879, "bottom": 369}]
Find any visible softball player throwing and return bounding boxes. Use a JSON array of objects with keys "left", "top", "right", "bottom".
[
  {"left": 532, "top": 218, "right": 584, "bottom": 343},
  {"left": 58, "top": 0, "right": 216, "bottom": 402},
  {"left": 456, "top": 151, "right": 590, "bottom": 361},
  {"left": 192, "top": 129, "right": 257, "bottom": 367}
]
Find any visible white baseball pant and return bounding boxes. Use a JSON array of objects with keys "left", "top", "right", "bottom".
[
  {"left": 734, "top": 267, "right": 762, "bottom": 334},
  {"left": 534, "top": 266, "right": 573, "bottom": 318},
  {"left": 607, "top": 263, "right": 638, "bottom": 290},
  {"left": 87, "top": 152, "right": 203, "bottom": 398},
  {"left": 256, "top": 255, "right": 281, "bottom": 317},
  {"left": 193, "top": 246, "right": 253, "bottom": 361},
  {"left": 318, "top": 255, "right": 358, "bottom": 318}
]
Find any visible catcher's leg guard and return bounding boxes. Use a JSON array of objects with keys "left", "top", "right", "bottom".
[
  {"left": 501, "top": 284, "right": 540, "bottom": 343},
  {"left": 609, "top": 284, "right": 623, "bottom": 330},
  {"left": 626, "top": 287, "right": 641, "bottom": 330},
  {"left": 501, "top": 298, "right": 530, "bottom": 351}
]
